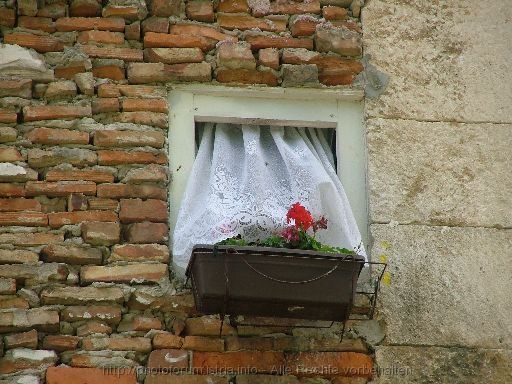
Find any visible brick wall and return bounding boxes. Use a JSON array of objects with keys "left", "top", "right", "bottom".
[{"left": 0, "top": 1, "right": 371, "bottom": 383}]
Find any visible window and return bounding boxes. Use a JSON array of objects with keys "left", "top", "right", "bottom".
[{"left": 168, "top": 85, "right": 367, "bottom": 269}]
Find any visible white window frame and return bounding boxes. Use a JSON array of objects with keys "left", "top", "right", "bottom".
[{"left": 168, "top": 85, "right": 368, "bottom": 248}]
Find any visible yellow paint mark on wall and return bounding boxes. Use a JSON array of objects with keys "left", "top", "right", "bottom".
[
  {"left": 379, "top": 254, "right": 388, "bottom": 264},
  {"left": 382, "top": 271, "right": 392, "bottom": 286},
  {"left": 380, "top": 240, "right": 392, "bottom": 250}
]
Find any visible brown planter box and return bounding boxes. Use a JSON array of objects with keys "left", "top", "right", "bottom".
[{"left": 186, "top": 245, "right": 365, "bottom": 322}]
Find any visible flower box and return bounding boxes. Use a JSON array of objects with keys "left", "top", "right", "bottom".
[{"left": 186, "top": 244, "right": 365, "bottom": 322}]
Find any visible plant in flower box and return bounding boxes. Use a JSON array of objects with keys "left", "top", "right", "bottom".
[{"left": 186, "top": 203, "right": 365, "bottom": 322}]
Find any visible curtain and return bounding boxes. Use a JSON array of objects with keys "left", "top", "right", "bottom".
[{"left": 172, "top": 123, "right": 366, "bottom": 274}]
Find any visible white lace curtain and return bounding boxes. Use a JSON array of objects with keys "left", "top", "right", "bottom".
[{"left": 172, "top": 123, "right": 366, "bottom": 273}]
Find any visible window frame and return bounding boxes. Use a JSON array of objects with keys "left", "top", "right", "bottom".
[{"left": 168, "top": 85, "right": 368, "bottom": 248}]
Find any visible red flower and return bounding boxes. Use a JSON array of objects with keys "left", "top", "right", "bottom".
[
  {"left": 286, "top": 202, "right": 314, "bottom": 231},
  {"left": 312, "top": 216, "right": 328, "bottom": 232},
  {"left": 280, "top": 226, "right": 300, "bottom": 243}
]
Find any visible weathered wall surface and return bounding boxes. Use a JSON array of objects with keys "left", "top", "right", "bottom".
[
  {"left": 0, "top": 1, "right": 375, "bottom": 384},
  {"left": 363, "top": 0, "right": 512, "bottom": 382}
]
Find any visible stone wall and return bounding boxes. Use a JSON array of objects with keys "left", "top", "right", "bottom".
[
  {"left": 0, "top": 1, "right": 375, "bottom": 384},
  {"left": 363, "top": 1, "right": 511, "bottom": 383}
]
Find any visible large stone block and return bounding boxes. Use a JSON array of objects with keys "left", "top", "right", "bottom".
[
  {"left": 367, "top": 118, "right": 511, "bottom": 227},
  {"left": 374, "top": 346, "right": 511, "bottom": 384},
  {"left": 362, "top": 0, "right": 512, "bottom": 123},
  {"left": 371, "top": 224, "right": 512, "bottom": 349}
]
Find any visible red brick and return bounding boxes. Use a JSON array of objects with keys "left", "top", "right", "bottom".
[
  {"left": 323, "top": 6, "right": 348, "bottom": 20},
  {"left": 26, "top": 181, "right": 96, "bottom": 197},
  {"left": 48, "top": 211, "right": 117, "bottom": 228},
  {"left": 102, "top": 5, "right": 143, "bottom": 21},
  {"left": 3, "top": 33, "right": 65, "bottom": 53},
  {"left": 77, "top": 321, "right": 114, "bottom": 337},
  {"left": 61, "top": 305, "right": 122, "bottom": 324},
  {"left": 82, "top": 221, "right": 120, "bottom": 246},
  {"left": 152, "top": 332, "right": 183, "bottom": 349},
  {"left": 0, "top": 249, "right": 39, "bottom": 264},
  {"left": 148, "top": 349, "right": 188, "bottom": 370},
  {"left": 315, "top": 26, "right": 362, "bottom": 57},
  {"left": 217, "top": 13, "right": 287, "bottom": 32},
  {"left": 17, "top": 16, "right": 55, "bottom": 33},
  {"left": 268, "top": 0, "right": 321, "bottom": 16},
  {"left": 183, "top": 336, "right": 224, "bottom": 352},
  {"left": 117, "top": 315, "right": 163, "bottom": 332},
  {"left": 246, "top": 35, "right": 313, "bottom": 50},
  {"left": 319, "top": 73, "right": 357, "bottom": 86},
  {"left": 144, "top": 47, "right": 204, "bottom": 64},
  {"left": 144, "top": 32, "right": 216, "bottom": 51},
  {"left": 125, "top": 21, "right": 141, "bottom": 40},
  {"left": 186, "top": 0, "right": 214, "bottom": 22},
  {"left": 122, "top": 98, "right": 168, "bottom": 113},
  {"left": 4, "top": 329, "right": 38, "bottom": 349},
  {"left": 217, "top": 42, "right": 256, "bottom": 70},
  {"left": 285, "top": 352, "right": 373, "bottom": 378},
  {"left": 43, "top": 335, "right": 80, "bottom": 352},
  {"left": 98, "top": 150, "right": 167, "bottom": 165},
  {"left": 0, "top": 184, "right": 25, "bottom": 198},
  {"left": 216, "top": 68, "right": 278, "bottom": 86},
  {"left": 0, "top": 296, "right": 30, "bottom": 309},
  {"left": 80, "top": 263, "right": 168, "bottom": 284},
  {"left": 169, "top": 24, "right": 237, "bottom": 42},
  {"left": 41, "top": 287, "right": 124, "bottom": 307},
  {"left": 78, "top": 321, "right": 112, "bottom": 335},
  {"left": 97, "top": 84, "right": 166, "bottom": 98},
  {"left": 217, "top": 0, "right": 249, "bottom": 13},
  {"left": 0, "top": 212, "right": 48, "bottom": 226},
  {"left": 81, "top": 45, "right": 143, "bottom": 61},
  {"left": 142, "top": 17, "right": 169, "bottom": 33},
  {"left": 23, "top": 105, "right": 92, "bottom": 122},
  {"left": 0, "top": 232, "right": 63, "bottom": 246},
  {"left": 128, "top": 62, "right": 211, "bottom": 84},
  {"left": 119, "top": 199, "right": 167, "bottom": 223},
  {"left": 56, "top": 17, "right": 125, "bottom": 32},
  {"left": 290, "top": 16, "right": 320, "bottom": 37},
  {"left": 54, "top": 64, "right": 88, "bottom": 79},
  {"left": 25, "top": 127, "right": 89, "bottom": 145},
  {"left": 88, "top": 197, "right": 119, "bottom": 211},
  {"left": 0, "top": 109, "right": 17, "bottom": 124},
  {"left": 258, "top": 48, "right": 280, "bottom": 69},
  {"left": 97, "top": 183, "right": 166, "bottom": 200},
  {"left": 0, "top": 148, "right": 23, "bottom": 162},
  {"left": 0, "top": 77, "right": 32, "bottom": 99},
  {"left": 0, "top": 198, "right": 40, "bottom": 212},
  {"left": 100, "top": 111, "right": 168, "bottom": 128},
  {"left": 110, "top": 243, "right": 169, "bottom": 263},
  {"left": 0, "top": 7, "right": 15, "bottom": 28},
  {"left": 94, "top": 130, "right": 165, "bottom": 148},
  {"left": 92, "top": 65, "right": 125, "bottom": 80},
  {"left": 126, "top": 222, "right": 168, "bottom": 243},
  {"left": 69, "top": 0, "right": 102, "bottom": 17},
  {"left": 38, "top": 3, "right": 68, "bottom": 18},
  {"left": 123, "top": 164, "right": 167, "bottom": 183},
  {"left": 121, "top": 98, "right": 167, "bottom": 113},
  {"left": 46, "top": 170, "right": 114, "bottom": 183},
  {"left": 92, "top": 98, "right": 120, "bottom": 114},
  {"left": 193, "top": 351, "right": 285, "bottom": 374},
  {"left": 77, "top": 30, "right": 125, "bottom": 45},
  {"left": 149, "top": 0, "right": 181, "bottom": 17},
  {"left": 47, "top": 367, "right": 137, "bottom": 384},
  {"left": 185, "top": 317, "right": 235, "bottom": 336},
  {"left": 41, "top": 244, "right": 103, "bottom": 265}
]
